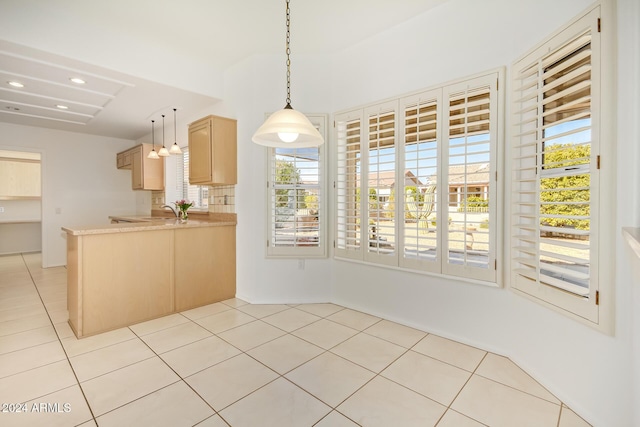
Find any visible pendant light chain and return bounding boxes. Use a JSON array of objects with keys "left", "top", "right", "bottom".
[{"left": 285, "top": 0, "right": 291, "bottom": 107}]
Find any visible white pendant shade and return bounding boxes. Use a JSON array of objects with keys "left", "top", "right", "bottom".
[
  {"left": 252, "top": 106, "right": 324, "bottom": 148},
  {"left": 169, "top": 143, "right": 182, "bottom": 154},
  {"left": 147, "top": 149, "right": 160, "bottom": 159},
  {"left": 158, "top": 147, "right": 170, "bottom": 157}
]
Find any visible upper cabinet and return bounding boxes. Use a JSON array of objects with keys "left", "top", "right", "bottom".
[
  {"left": 116, "top": 143, "right": 164, "bottom": 190},
  {"left": 0, "top": 155, "right": 41, "bottom": 200},
  {"left": 188, "top": 115, "right": 237, "bottom": 185}
]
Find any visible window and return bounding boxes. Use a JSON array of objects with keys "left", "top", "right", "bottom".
[
  {"left": 510, "top": 5, "right": 612, "bottom": 329},
  {"left": 177, "top": 147, "right": 208, "bottom": 209},
  {"left": 335, "top": 71, "right": 501, "bottom": 284},
  {"left": 266, "top": 115, "right": 327, "bottom": 258}
]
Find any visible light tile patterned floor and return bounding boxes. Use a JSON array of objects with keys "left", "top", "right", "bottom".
[{"left": 0, "top": 253, "right": 592, "bottom": 427}]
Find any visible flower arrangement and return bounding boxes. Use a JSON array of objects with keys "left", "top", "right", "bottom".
[{"left": 174, "top": 199, "right": 193, "bottom": 221}]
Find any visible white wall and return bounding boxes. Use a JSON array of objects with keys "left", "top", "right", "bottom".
[
  {"left": 0, "top": 123, "right": 141, "bottom": 267},
  {"left": 211, "top": 53, "right": 335, "bottom": 304},
  {"left": 324, "top": 0, "right": 637, "bottom": 426}
]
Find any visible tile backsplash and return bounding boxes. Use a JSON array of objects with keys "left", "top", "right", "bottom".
[{"left": 209, "top": 185, "right": 235, "bottom": 213}]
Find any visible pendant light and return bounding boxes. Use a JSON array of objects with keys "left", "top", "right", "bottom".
[
  {"left": 147, "top": 120, "right": 160, "bottom": 159},
  {"left": 169, "top": 108, "right": 183, "bottom": 154},
  {"left": 252, "top": 0, "right": 323, "bottom": 148},
  {"left": 158, "top": 114, "right": 170, "bottom": 157}
]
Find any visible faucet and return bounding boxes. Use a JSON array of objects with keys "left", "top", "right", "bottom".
[{"left": 161, "top": 204, "right": 179, "bottom": 218}]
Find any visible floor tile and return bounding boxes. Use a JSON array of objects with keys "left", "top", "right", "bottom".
[
  {"left": 180, "top": 302, "right": 231, "bottom": 320},
  {"left": 195, "top": 415, "right": 229, "bottom": 426},
  {"left": 220, "top": 377, "right": 330, "bottom": 427},
  {"left": 81, "top": 356, "right": 180, "bottom": 416},
  {"left": 451, "top": 375, "right": 560, "bottom": 427},
  {"left": 0, "top": 313, "right": 51, "bottom": 337},
  {"left": 315, "top": 411, "right": 360, "bottom": 426},
  {"left": 217, "top": 320, "right": 285, "bottom": 351},
  {"left": 194, "top": 309, "right": 255, "bottom": 334},
  {"left": 237, "top": 304, "right": 291, "bottom": 319},
  {"left": 413, "top": 334, "right": 486, "bottom": 372},
  {"left": 96, "top": 381, "right": 214, "bottom": 427},
  {"left": 437, "top": 409, "right": 486, "bottom": 426},
  {"left": 475, "top": 353, "right": 560, "bottom": 403},
  {"left": 363, "top": 319, "right": 427, "bottom": 348},
  {"left": 61, "top": 327, "right": 137, "bottom": 358},
  {"left": 261, "top": 308, "right": 321, "bottom": 332},
  {"left": 285, "top": 352, "right": 375, "bottom": 407},
  {"left": 161, "top": 335, "right": 241, "bottom": 378},
  {"left": 139, "top": 321, "right": 212, "bottom": 354},
  {"left": 0, "top": 340, "right": 66, "bottom": 379},
  {"left": 247, "top": 334, "right": 324, "bottom": 375},
  {"left": 220, "top": 297, "right": 249, "bottom": 308},
  {"left": 338, "top": 376, "right": 446, "bottom": 427},
  {"left": 292, "top": 319, "right": 358, "bottom": 350},
  {"left": 0, "top": 360, "right": 76, "bottom": 405},
  {"left": 186, "top": 353, "right": 278, "bottom": 411},
  {"left": 129, "top": 313, "right": 190, "bottom": 336},
  {"left": 559, "top": 405, "right": 592, "bottom": 427},
  {"left": 1, "top": 385, "right": 94, "bottom": 427},
  {"left": 69, "top": 338, "right": 156, "bottom": 382},
  {"left": 294, "top": 303, "right": 344, "bottom": 317},
  {"left": 382, "top": 350, "right": 471, "bottom": 406},
  {"left": 326, "top": 308, "right": 381, "bottom": 331},
  {"left": 53, "top": 321, "right": 74, "bottom": 339},
  {"left": 331, "top": 333, "right": 406, "bottom": 373},
  {"left": 0, "top": 325, "right": 58, "bottom": 355}
]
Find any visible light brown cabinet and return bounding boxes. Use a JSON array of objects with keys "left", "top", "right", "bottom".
[
  {"left": 188, "top": 115, "right": 237, "bottom": 185},
  {"left": 116, "top": 143, "right": 164, "bottom": 190},
  {"left": 66, "top": 223, "right": 237, "bottom": 338},
  {"left": 0, "top": 157, "right": 41, "bottom": 199},
  {"left": 174, "top": 226, "right": 236, "bottom": 311}
]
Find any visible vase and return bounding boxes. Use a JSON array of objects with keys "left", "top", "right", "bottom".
[{"left": 180, "top": 210, "right": 188, "bottom": 223}]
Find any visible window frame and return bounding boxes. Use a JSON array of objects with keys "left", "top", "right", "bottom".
[
  {"left": 177, "top": 147, "right": 209, "bottom": 211},
  {"left": 334, "top": 70, "right": 503, "bottom": 286},
  {"left": 265, "top": 114, "right": 328, "bottom": 259},
  {"left": 509, "top": 3, "right": 614, "bottom": 332}
]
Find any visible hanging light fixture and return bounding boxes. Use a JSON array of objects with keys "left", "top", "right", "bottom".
[
  {"left": 147, "top": 120, "right": 160, "bottom": 159},
  {"left": 158, "top": 114, "right": 170, "bottom": 157},
  {"left": 252, "top": 0, "right": 323, "bottom": 148},
  {"left": 169, "top": 108, "right": 183, "bottom": 154}
]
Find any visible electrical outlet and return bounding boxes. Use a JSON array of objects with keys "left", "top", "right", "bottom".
[
  {"left": 0, "top": 207, "right": 4, "bottom": 213},
  {"left": 298, "top": 259, "right": 305, "bottom": 270}
]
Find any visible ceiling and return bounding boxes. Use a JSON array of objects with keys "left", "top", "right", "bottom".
[{"left": 0, "top": 0, "right": 448, "bottom": 140}]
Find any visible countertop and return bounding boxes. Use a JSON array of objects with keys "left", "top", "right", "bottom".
[{"left": 62, "top": 213, "right": 236, "bottom": 236}]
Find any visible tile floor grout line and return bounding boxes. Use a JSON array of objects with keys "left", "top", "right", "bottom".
[
  {"left": 19, "top": 253, "right": 99, "bottom": 426},
  {"left": 126, "top": 324, "right": 223, "bottom": 421}
]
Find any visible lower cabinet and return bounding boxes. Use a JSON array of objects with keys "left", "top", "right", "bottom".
[
  {"left": 174, "top": 226, "right": 236, "bottom": 311},
  {"left": 67, "top": 225, "right": 236, "bottom": 338}
]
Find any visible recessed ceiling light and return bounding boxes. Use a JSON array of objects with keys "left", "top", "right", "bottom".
[
  {"left": 56, "top": 104, "right": 69, "bottom": 110},
  {"left": 69, "top": 77, "right": 86, "bottom": 84},
  {"left": 8, "top": 81, "right": 24, "bottom": 88}
]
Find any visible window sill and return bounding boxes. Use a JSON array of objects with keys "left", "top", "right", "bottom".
[{"left": 333, "top": 256, "right": 501, "bottom": 289}]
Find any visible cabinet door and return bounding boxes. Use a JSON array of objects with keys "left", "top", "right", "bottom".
[
  {"left": 131, "top": 148, "right": 143, "bottom": 189},
  {"left": 174, "top": 226, "right": 236, "bottom": 311},
  {"left": 188, "top": 120, "right": 212, "bottom": 184}
]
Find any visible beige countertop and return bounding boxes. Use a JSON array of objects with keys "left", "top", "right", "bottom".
[{"left": 62, "top": 213, "right": 236, "bottom": 236}]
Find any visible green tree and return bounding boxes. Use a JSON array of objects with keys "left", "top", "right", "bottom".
[
  {"left": 540, "top": 143, "right": 590, "bottom": 230},
  {"left": 275, "top": 160, "right": 306, "bottom": 209}
]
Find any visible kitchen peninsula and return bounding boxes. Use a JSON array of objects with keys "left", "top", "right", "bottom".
[{"left": 62, "top": 213, "right": 236, "bottom": 338}]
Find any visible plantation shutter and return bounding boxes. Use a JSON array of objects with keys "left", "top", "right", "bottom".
[
  {"left": 365, "top": 102, "right": 398, "bottom": 266},
  {"left": 335, "top": 111, "right": 364, "bottom": 260},
  {"left": 511, "top": 8, "right": 599, "bottom": 320},
  {"left": 267, "top": 116, "right": 326, "bottom": 258},
  {"left": 442, "top": 75, "right": 497, "bottom": 282},
  {"left": 400, "top": 90, "right": 441, "bottom": 272}
]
